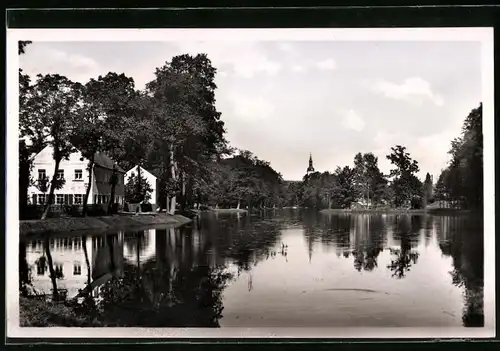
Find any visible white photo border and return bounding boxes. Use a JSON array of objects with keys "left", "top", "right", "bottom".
[{"left": 6, "top": 27, "right": 495, "bottom": 340}]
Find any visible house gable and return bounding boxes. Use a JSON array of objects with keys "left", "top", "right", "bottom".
[
  {"left": 125, "top": 165, "right": 157, "bottom": 180},
  {"left": 32, "top": 145, "right": 88, "bottom": 169}
]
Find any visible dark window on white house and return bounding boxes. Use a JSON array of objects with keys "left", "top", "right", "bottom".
[
  {"left": 38, "top": 169, "right": 46, "bottom": 180},
  {"left": 74, "top": 194, "right": 83, "bottom": 204},
  {"left": 38, "top": 194, "right": 46, "bottom": 204},
  {"left": 36, "top": 260, "right": 46, "bottom": 276},
  {"left": 55, "top": 263, "right": 63, "bottom": 277},
  {"left": 74, "top": 169, "right": 83, "bottom": 180},
  {"left": 73, "top": 262, "right": 81, "bottom": 275}
]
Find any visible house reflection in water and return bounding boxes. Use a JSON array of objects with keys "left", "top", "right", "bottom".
[
  {"left": 24, "top": 225, "right": 221, "bottom": 301},
  {"left": 25, "top": 233, "right": 125, "bottom": 299},
  {"left": 26, "top": 237, "right": 93, "bottom": 299}
]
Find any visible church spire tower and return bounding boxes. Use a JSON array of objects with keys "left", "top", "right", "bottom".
[{"left": 306, "top": 153, "right": 315, "bottom": 175}]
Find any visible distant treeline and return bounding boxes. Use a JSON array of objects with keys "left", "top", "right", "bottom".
[{"left": 281, "top": 104, "right": 483, "bottom": 211}]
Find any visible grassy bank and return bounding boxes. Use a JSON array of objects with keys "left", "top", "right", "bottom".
[
  {"left": 20, "top": 213, "right": 192, "bottom": 237},
  {"left": 319, "top": 208, "right": 473, "bottom": 215}
]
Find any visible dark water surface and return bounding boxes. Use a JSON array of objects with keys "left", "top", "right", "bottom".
[{"left": 19, "top": 210, "right": 484, "bottom": 328}]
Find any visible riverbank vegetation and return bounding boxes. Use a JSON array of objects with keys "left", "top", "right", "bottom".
[{"left": 19, "top": 41, "right": 483, "bottom": 220}]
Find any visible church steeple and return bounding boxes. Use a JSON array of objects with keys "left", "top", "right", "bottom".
[{"left": 306, "top": 153, "right": 315, "bottom": 175}]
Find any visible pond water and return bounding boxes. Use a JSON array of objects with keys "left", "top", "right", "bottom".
[{"left": 19, "top": 210, "right": 484, "bottom": 328}]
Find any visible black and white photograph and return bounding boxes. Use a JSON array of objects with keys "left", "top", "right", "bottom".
[{"left": 6, "top": 27, "right": 495, "bottom": 339}]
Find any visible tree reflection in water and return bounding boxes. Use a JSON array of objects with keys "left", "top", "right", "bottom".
[
  {"left": 385, "top": 215, "right": 421, "bottom": 279},
  {"left": 437, "top": 215, "right": 484, "bottom": 327},
  {"left": 19, "top": 212, "right": 484, "bottom": 328},
  {"left": 78, "top": 226, "right": 234, "bottom": 327},
  {"left": 200, "top": 212, "right": 284, "bottom": 276},
  {"left": 350, "top": 215, "right": 386, "bottom": 272},
  {"left": 19, "top": 240, "right": 31, "bottom": 297},
  {"left": 318, "top": 213, "right": 386, "bottom": 272}
]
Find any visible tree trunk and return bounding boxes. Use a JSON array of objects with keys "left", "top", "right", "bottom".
[
  {"left": 136, "top": 232, "right": 141, "bottom": 274},
  {"left": 180, "top": 171, "right": 186, "bottom": 211},
  {"left": 107, "top": 235, "right": 116, "bottom": 272},
  {"left": 168, "top": 143, "right": 177, "bottom": 215},
  {"left": 237, "top": 200, "right": 240, "bottom": 210},
  {"left": 43, "top": 236, "right": 58, "bottom": 299},
  {"left": 41, "top": 157, "right": 62, "bottom": 219},
  {"left": 19, "top": 240, "right": 29, "bottom": 296},
  {"left": 19, "top": 141, "right": 31, "bottom": 219},
  {"left": 82, "top": 157, "right": 95, "bottom": 217},
  {"left": 82, "top": 236, "right": 91, "bottom": 286},
  {"left": 107, "top": 165, "right": 118, "bottom": 215},
  {"left": 328, "top": 198, "right": 332, "bottom": 209},
  {"left": 137, "top": 165, "right": 142, "bottom": 203}
]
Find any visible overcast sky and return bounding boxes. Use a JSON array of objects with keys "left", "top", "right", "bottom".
[{"left": 19, "top": 40, "right": 482, "bottom": 181}]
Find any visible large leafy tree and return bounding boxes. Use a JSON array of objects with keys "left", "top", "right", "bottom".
[
  {"left": 18, "top": 41, "right": 41, "bottom": 217},
  {"left": 333, "top": 166, "right": 357, "bottom": 209},
  {"left": 437, "top": 104, "right": 483, "bottom": 210},
  {"left": 70, "top": 80, "right": 107, "bottom": 216},
  {"left": 26, "top": 74, "right": 82, "bottom": 219},
  {"left": 84, "top": 73, "right": 138, "bottom": 214},
  {"left": 147, "top": 62, "right": 206, "bottom": 214},
  {"left": 352, "top": 152, "right": 387, "bottom": 207},
  {"left": 148, "top": 54, "right": 226, "bottom": 212},
  {"left": 386, "top": 145, "right": 422, "bottom": 208}
]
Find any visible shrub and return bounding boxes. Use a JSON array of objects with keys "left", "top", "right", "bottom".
[
  {"left": 87, "top": 205, "right": 107, "bottom": 217},
  {"left": 141, "top": 203, "right": 153, "bottom": 212},
  {"left": 410, "top": 196, "right": 423, "bottom": 209}
]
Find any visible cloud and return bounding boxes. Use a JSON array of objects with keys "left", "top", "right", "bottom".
[
  {"left": 316, "top": 58, "right": 337, "bottom": 70},
  {"left": 174, "top": 41, "right": 282, "bottom": 78},
  {"left": 227, "top": 93, "right": 275, "bottom": 121},
  {"left": 371, "top": 128, "right": 456, "bottom": 179},
  {"left": 278, "top": 42, "right": 294, "bottom": 53},
  {"left": 342, "top": 109, "right": 366, "bottom": 132},
  {"left": 20, "top": 45, "right": 99, "bottom": 83},
  {"left": 290, "top": 64, "right": 306, "bottom": 73},
  {"left": 372, "top": 77, "right": 444, "bottom": 106}
]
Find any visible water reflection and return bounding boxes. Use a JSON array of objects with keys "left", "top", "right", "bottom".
[{"left": 20, "top": 211, "right": 484, "bottom": 328}]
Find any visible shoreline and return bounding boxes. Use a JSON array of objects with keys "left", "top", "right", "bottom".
[
  {"left": 19, "top": 213, "right": 192, "bottom": 237},
  {"left": 319, "top": 208, "right": 474, "bottom": 215},
  {"left": 206, "top": 208, "right": 249, "bottom": 213}
]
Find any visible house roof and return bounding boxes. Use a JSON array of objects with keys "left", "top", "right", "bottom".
[
  {"left": 125, "top": 165, "right": 157, "bottom": 179},
  {"left": 34, "top": 145, "right": 125, "bottom": 173},
  {"left": 93, "top": 152, "right": 125, "bottom": 173}
]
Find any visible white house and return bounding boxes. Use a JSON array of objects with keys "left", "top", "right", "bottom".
[
  {"left": 124, "top": 165, "right": 159, "bottom": 205},
  {"left": 28, "top": 145, "right": 126, "bottom": 206}
]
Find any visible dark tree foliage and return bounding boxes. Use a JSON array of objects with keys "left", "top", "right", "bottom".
[
  {"left": 386, "top": 145, "right": 422, "bottom": 208},
  {"left": 125, "top": 172, "right": 153, "bottom": 204},
  {"left": 436, "top": 104, "right": 483, "bottom": 210},
  {"left": 18, "top": 41, "right": 32, "bottom": 55}
]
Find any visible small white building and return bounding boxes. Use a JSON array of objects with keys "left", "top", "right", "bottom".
[
  {"left": 124, "top": 165, "right": 159, "bottom": 205},
  {"left": 28, "top": 145, "right": 126, "bottom": 206}
]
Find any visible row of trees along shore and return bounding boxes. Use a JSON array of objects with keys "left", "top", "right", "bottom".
[
  {"left": 292, "top": 103, "right": 482, "bottom": 211},
  {"left": 18, "top": 41, "right": 483, "bottom": 219}
]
